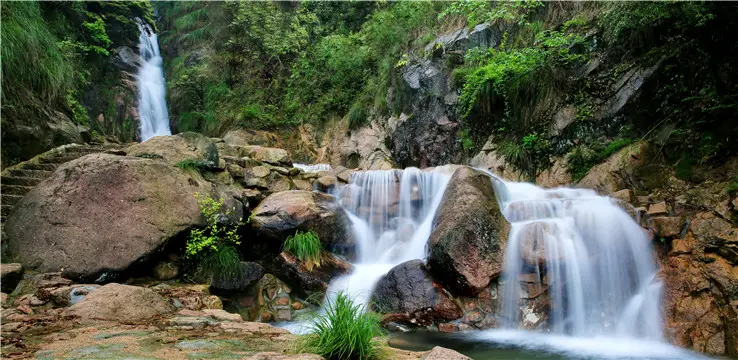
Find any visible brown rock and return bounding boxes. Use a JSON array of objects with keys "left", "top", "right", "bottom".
[
  {"left": 438, "top": 323, "right": 457, "bottom": 333},
  {"left": 67, "top": 283, "right": 174, "bottom": 323},
  {"left": 243, "top": 146, "right": 292, "bottom": 166},
  {"left": 292, "top": 179, "right": 313, "bottom": 191},
  {"left": 291, "top": 301, "right": 305, "bottom": 310},
  {"left": 314, "top": 176, "right": 337, "bottom": 192},
  {"left": 648, "top": 201, "right": 668, "bottom": 216},
  {"left": 203, "top": 308, "right": 242, "bottom": 322},
  {"left": 652, "top": 217, "right": 685, "bottom": 237},
  {"left": 578, "top": 142, "right": 651, "bottom": 193},
  {"left": 153, "top": 261, "right": 180, "bottom": 281},
  {"left": 125, "top": 132, "right": 219, "bottom": 166},
  {"left": 5, "top": 154, "right": 206, "bottom": 281},
  {"left": 428, "top": 167, "right": 506, "bottom": 295},
  {"left": 251, "top": 191, "right": 353, "bottom": 252},
  {"left": 423, "top": 346, "right": 471, "bottom": 360},
  {"left": 202, "top": 295, "right": 223, "bottom": 310},
  {"left": 611, "top": 189, "right": 635, "bottom": 204},
  {"left": 271, "top": 251, "right": 352, "bottom": 297}
]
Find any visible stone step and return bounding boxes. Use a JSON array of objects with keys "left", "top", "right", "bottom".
[
  {"left": 4, "top": 169, "right": 53, "bottom": 179},
  {"left": 1, "top": 184, "right": 33, "bottom": 196},
  {"left": 1, "top": 205, "right": 13, "bottom": 218},
  {"left": 1, "top": 176, "right": 44, "bottom": 187},
  {"left": 1, "top": 195, "right": 24, "bottom": 207},
  {"left": 20, "top": 163, "right": 58, "bottom": 172}
]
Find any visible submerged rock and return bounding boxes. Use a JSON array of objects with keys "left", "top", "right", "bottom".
[
  {"left": 427, "top": 167, "right": 506, "bottom": 296},
  {"left": 250, "top": 190, "right": 353, "bottom": 252},
  {"left": 371, "top": 260, "right": 462, "bottom": 326},
  {"left": 67, "top": 283, "right": 175, "bottom": 323},
  {"left": 4, "top": 154, "right": 204, "bottom": 281}
]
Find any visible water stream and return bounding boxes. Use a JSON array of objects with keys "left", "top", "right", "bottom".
[{"left": 136, "top": 20, "right": 171, "bottom": 141}]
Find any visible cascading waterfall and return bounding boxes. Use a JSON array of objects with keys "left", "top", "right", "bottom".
[
  {"left": 136, "top": 20, "right": 171, "bottom": 141},
  {"left": 325, "top": 167, "right": 453, "bottom": 308},
  {"left": 492, "top": 179, "right": 663, "bottom": 340}
]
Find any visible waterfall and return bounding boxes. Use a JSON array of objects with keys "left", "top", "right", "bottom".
[
  {"left": 136, "top": 20, "right": 171, "bottom": 142},
  {"left": 491, "top": 177, "right": 664, "bottom": 340},
  {"left": 325, "top": 167, "right": 453, "bottom": 308}
]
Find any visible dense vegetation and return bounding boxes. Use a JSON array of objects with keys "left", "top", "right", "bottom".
[{"left": 1, "top": 1, "right": 155, "bottom": 164}]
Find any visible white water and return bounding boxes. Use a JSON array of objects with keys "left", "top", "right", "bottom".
[
  {"left": 136, "top": 20, "right": 171, "bottom": 141},
  {"left": 293, "top": 163, "right": 332, "bottom": 173},
  {"left": 492, "top": 179, "right": 663, "bottom": 340}
]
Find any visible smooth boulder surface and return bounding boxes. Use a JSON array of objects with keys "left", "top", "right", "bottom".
[
  {"left": 5, "top": 154, "right": 204, "bottom": 280},
  {"left": 371, "top": 260, "right": 462, "bottom": 326},
  {"left": 250, "top": 190, "right": 353, "bottom": 252},
  {"left": 125, "top": 132, "right": 219, "bottom": 166},
  {"left": 67, "top": 283, "right": 175, "bottom": 323},
  {"left": 427, "top": 167, "right": 506, "bottom": 296}
]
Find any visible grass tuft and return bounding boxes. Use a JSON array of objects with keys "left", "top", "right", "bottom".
[
  {"left": 300, "top": 292, "right": 383, "bottom": 360},
  {"left": 283, "top": 230, "right": 322, "bottom": 271}
]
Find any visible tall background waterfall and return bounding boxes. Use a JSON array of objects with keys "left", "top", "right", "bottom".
[{"left": 136, "top": 20, "right": 170, "bottom": 141}]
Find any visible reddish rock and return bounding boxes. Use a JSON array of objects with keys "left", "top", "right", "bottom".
[
  {"left": 438, "top": 323, "right": 457, "bottom": 333},
  {"left": 652, "top": 216, "right": 685, "bottom": 237},
  {"left": 648, "top": 201, "right": 668, "bottom": 216}
]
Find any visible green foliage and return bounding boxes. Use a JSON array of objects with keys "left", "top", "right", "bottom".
[
  {"left": 726, "top": 176, "right": 738, "bottom": 196},
  {"left": 66, "top": 90, "right": 89, "bottom": 125},
  {"left": 566, "top": 138, "right": 634, "bottom": 181},
  {"left": 457, "top": 128, "right": 474, "bottom": 152},
  {"left": 283, "top": 230, "right": 322, "bottom": 271},
  {"left": 601, "top": 2, "right": 713, "bottom": 46},
  {"left": 176, "top": 159, "right": 210, "bottom": 174},
  {"left": 439, "top": 0, "right": 543, "bottom": 27},
  {"left": 301, "top": 292, "right": 383, "bottom": 360},
  {"left": 186, "top": 194, "right": 244, "bottom": 278},
  {"left": 348, "top": 105, "right": 368, "bottom": 130}
]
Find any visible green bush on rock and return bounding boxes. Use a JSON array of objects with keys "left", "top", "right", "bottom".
[
  {"left": 301, "top": 292, "right": 383, "bottom": 360},
  {"left": 186, "top": 193, "right": 244, "bottom": 280},
  {"left": 283, "top": 230, "right": 322, "bottom": 271}
]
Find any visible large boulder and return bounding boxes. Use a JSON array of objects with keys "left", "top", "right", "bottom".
[
  {"left": 125, "top": 132, "right": 219, "bottom": 166},
  {"left": 67, "top": 283, "right": 174, "bottom": 323},
  {"left": 371, "top": 260, "right": 462, "bottom": 326},
  {"left": 427, "top": 167, "right": 506, "bottom": 296},
  {"left": 250, "top": 191, "right": 353, "bottom": 253},
  {"left": 242, "top": 146, "right": 292, "bottom": 167},
  {"left": 5, "top": 154, "right": 204, "bottom": 281},
  {"left": 270, "top": 252, "right": 352, "bottom": 297},
  {"left": 577, "top": 142, "right": 655, "bottom": 194}
]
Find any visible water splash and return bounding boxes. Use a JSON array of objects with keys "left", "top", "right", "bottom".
[
  {"left": 492, "top": 178, "right": 663, "bottom": 340},
  {"left": 136, "top": 20, "right": 170, "bottom": 141}
]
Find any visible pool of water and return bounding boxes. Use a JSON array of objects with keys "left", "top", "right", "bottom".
[{"left": 389, "top": 330, "right": 712, "bottom": 360}]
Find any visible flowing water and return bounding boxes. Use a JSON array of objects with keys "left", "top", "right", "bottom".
[
  {"left": 293, "top": 163, "right": 332, "bottom": 173},
  {"left": 136, "top": 20, "right": 171, "bottom": 141},
  {"left": 283, "top": 167, "right": 709, "bottom": 359}
]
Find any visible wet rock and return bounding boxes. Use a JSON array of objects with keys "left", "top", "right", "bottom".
[
  {"left": 437, "top": 323, "right": 457, "bottom": 333},
  {"left": 5, "top": 154, "right": 206, "bottom": 281},
  {"left": 371, "top": 260, "right": 462, "bottom": 326},
  {"left": 210, "top": 262, "right": 265, "bottom": 292},
  {"left": 271, "top": 252, "right": 352, "bottom": 297},
  {"left": 37, "top": 284, "right": 100, "bottom": 306},
  {"left": 469, "top": 142, "right": 522, "bottom": 181},
  {"left": 314, "top": 176, "right": 337, "bottom": 192},
  {"left": 428, "top": 167, "right": 506, "bottom": 295},
  {"left": 251, "top": 190, "right": 353, "bottom": 252},
  {"left": 67, "top": 283, "right": 175, "bottom": 323},
  {"left": 422, "top": 346, "right": 471, "bottom": 360},
  {"left": 11, "top": 272, "right": 72, "bottom": 298},
  {"left": 578, "top": 142, "right": 652, "bottom": 194},
  {"left": 0, "top": 263, "right": 23, "bottom": 293},
  {"left": 125, "top": 132, "right": 219, "bottom": 167},
  {"left": 153, "top": 261, "right": 180, "bottom": 281},
  {"left": 610, "top": 189, "right": 636, "bottom": 204},
  {"left": 236, "top": 274, "right": 293, "bottom": 322}
]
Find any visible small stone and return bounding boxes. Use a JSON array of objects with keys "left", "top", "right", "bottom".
[
  {"left": 203, "top": 309, "right": 243, "bottom": 322},
  {"left": 652, "top": 216, "right": 684, "bottom": 237},
  {"left": 152, "top": 261, "right": 179, "bottom": 281},
  {"left": 202, "top": 295, "right": 223, "bottom": 309},
  {"left": 17, "top": 304, "right": 33, "bottom": 314},
  {"left": 423, "top": 346, "right": 471, "bottom": 360},
  {"left": 260, "top": 311, "right": 273, "bottom": 322},
  {"left": 29, "top": 296, "right": 46, "bottom": 306},
  {"left": 648, "top": 201, "right": 668, "bottom": 216},
  {"left": 291, "top": 301, "right": 305, "bottom": 310},
  {"left": 276, "top": 309, "right": 292, "bottom": 321},
  {"left": 438, "top": 323, "right": 457, "bottom": 333},
  {"left": 465, "top": 310, "right": 483, "bottom": 323}
]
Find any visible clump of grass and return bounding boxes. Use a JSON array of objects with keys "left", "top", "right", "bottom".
[
  {"left": 301, "top": 292, "right": 383, "bottom": 360},
  {"left": 176, "top": 158, "right": 209, "bottom": 174},
  {"left": 201, "top": 245, "right": 241, "bottom": 281},
  {"left": 283, "top": 230, "right": 322, "bottom": 271}
]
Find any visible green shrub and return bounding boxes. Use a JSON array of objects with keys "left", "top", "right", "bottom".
[
  {"left": 567, "top": 138, "right": 633, "bottom": 181},
  {"left": 186, "top": 194, "right": 244, "bottom": 279},
  {"left": 176, "top": 158, "right": 210, "bottom": 174},
  {"left": 301, "top": 292, "right": 383, "bottom": 360},
  {"left": 347, "top": 104, "right": 367, "bottom": 130},
  {"left": 283, "top": 230, "right": 322, "bottom": 271}
]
